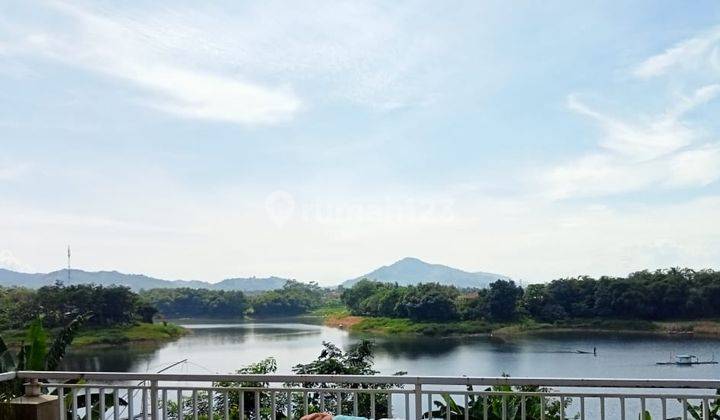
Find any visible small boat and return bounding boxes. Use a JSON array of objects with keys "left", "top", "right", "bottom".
[{"left": 656, "top": 354, "right": 719, "bottom": 365}]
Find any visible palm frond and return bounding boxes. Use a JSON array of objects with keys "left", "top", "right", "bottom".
[
  {"left": 46, "top": 313, "right": 91, "bottom": 371},
  {"left": 0, "top": 335, "right": 16, "bottom": 373},
  {"left": 25, "top": 319, "right": 47, "bottom": 371}
]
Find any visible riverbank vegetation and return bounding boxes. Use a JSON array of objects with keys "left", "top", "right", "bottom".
[
  {"left": 0, "top": 315, "right": 87, "bottom": 397},
  {"left": 0, "top": 282, "right": 157, "bottom": 331},
  {"left": 0, "top": 282, "right": 186, "bottom": 347},
  {"left": 4, "top": 267, "right": 719, "bottom": 342},
  {"left": 139, "top": 280, "right": 325, "bottom": 319},
  {"left": 250, "top": 281, "right": 324, "bottom": 316},
  {"left": 71, "top": 322, "right": 187, "bottom": 346},
  {"left": 138, "top": 287, "right": 250, "bottom": 318},
  {"left": 338, "top": 268, "right": 720, "bottom": 336},
  {"left": 0, "top": 321, "right": 187, "bottom": 348}
]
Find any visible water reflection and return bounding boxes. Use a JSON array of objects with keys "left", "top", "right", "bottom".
[
  {"left": 61, "top": 320, "right": 720, "bottom": 381},
  {"left": 62, "top": 344, "right": 159, "bottom": 372}
]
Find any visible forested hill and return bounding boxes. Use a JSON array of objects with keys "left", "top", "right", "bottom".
[
  {"left": 342, "top": 268, "right": 720, "bottom": 323},
  {"left": 343, "top": 257, "right": 509, "bottom": 289},
  {"left": 0, "top": 268, "right": 291, "bottom": 292}
]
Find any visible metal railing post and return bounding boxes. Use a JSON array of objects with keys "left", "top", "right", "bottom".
[
  {"left": 414, "top": 380, "right": 422, "bottom": 420},
  {"left": 150, "top": 380, "right": 159, "bottom": 420}
]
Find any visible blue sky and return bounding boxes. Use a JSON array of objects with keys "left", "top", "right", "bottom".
[{"left": 2, "top": 1, "right": 720, "bottom": 284}]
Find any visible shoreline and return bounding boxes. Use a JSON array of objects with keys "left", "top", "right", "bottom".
[
  {"left": 324, "top": 314, "right": 720, "bottom": 339},
  {"left": 1, "top": 322, "right": 189, "bottom": 348}
]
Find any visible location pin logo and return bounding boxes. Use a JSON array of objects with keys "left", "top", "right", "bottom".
[{"left": 265, "top": 190, "right": 296, "bottom": 227}]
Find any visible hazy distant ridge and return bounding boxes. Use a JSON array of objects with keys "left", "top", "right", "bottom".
[
  {"left": 0, "top": 257, "right": 509, "bottom": 291},
  {"left": 342, "top": 257, "right": 509, "bottom": 288},
  {"left": 0, "top": 268, "right": 290, "bottom": 292}
]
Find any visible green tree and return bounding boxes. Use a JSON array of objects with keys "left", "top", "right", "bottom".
[
  {"left": 291, "top": 341, "right": 405, "bottom": 419},
  {"left": 399, "top": 283, "right": 459, "bottom": 321},
  {"left": 252, "top": 281, "right": 324, "bottom": 317},
  {"left": 424, "top": 382, "right": 573, "bottom": 420},
  {"left": 486, "top": 280, "right": 523, "bottom": 322},
  {"left": 1, "top": 315, "right": 89, "bottom": 400}
]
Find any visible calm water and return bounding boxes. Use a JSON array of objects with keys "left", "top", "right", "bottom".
[{"left": 62, "top": 319, "right": 720, "bottom": 381}]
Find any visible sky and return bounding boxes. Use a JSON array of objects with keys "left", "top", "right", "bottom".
[{"left": 1, "top": 1, "right": 720, "bottom": 285}]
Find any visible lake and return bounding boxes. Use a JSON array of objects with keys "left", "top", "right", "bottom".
[{"left": 61, "top": 318, "right": 720, "bottom": 380}]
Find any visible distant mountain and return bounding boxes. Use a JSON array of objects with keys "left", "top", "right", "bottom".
[
  {"left": 0, "top": 257, "right": 509, "bottom": 292},
  {"left": 342, "top": 257, "right": 509, "bottom": 289},
  {"left": 0, "top": 268, "right": 290, "bottom": 292},
  {"left": 212, "top": 276, "right": 289, "bottom": 292}
]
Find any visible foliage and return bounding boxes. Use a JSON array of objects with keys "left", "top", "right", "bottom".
[
  {"left": 0, "top": 314, "right": 89, "bottom": 400},
  {"left": 140, "top": 287, "right": 250, "bottom": 318},
  {"left": 34, "top": 282, "right": 138, "bottom": 326},
  {"left": 348, "top": 316, "right": 493, "bottom": 335},
  {"left": 630, "top": 391, "right": 720, "bottom": 420},
  {"left": 290, "top": 340, "right": 405, "bottom": 419},
  {"left": 141, "top": 281, "right": 328, "bottom": 319},
  {"left": 342, "top": 268, "right": 720, "bottom": 325},
  {"left": 485, "top": 280, "right": 523, "bottom": 321},
  {"left": 423, "top": 382, "right": 574, "bottom": 420},
  {"left": 168, "top": 340, "right": 401, "bottom": 419},
  {"left": 401, "top": 283, "right": 460, "bottom": 321},
  {"left": 341, "top": 280, "right": 460, "bottom": 321},
  {"left": 310, "top": 303, "right": 350, "bottom": 318},
  {"left": 0, "top": 282, "right": 155, "bottom": 331},
  {"left": 71, "top": 322, "right": 186, "bottom": 346},
  {"left": 251, "top": 281, "right": 324, "bottom": 317},
  {"left": 678, "top": 390, "right": 720, "bottom": 420},
  {"left": 169, "top": 357, "right": 282, "bottom": 419},
  {"left": 522, "top": 269, "right": 720, "bottom": 321}
]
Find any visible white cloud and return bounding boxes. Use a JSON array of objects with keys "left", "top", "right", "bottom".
[
  {"left": 667, "top": 145, "right": 720, "bottom": 187},
  {"left": 546, "top": 84, "right": 720, "bottom": 199},
  {"left": 3, "top": 2, "right": 302, "bottom": 125},
  {"left": 546, "top": 30, "right": 720, "bottom": 200},
  {"left": 1, "top": 1, "right": 449, "bottom": 120},
  {"left": 633, "top": 26, "right": 720, "bottom": 78},
  {"left": 544, "top": 153, "right": 654, "bottom": 198},
  {"left": 181, "top": 1, "right": 447, "bottom": 109},
  {"left": 0, "top": 250, "right": 30, "bottom": 272},
  {"left": 543, "top": 145, "right": 720, "bottom": 199},
  {"left": 566, "top": 86, "right": 720, "bottom": 161}
]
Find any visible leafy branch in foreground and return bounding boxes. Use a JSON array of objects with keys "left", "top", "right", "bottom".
[
  {"left": 167, "top": 340, "right": 404, "bottom": 420},
  {"left": 290, "top": 340, "right": 406, "bottom": 419},
  {"left": 0, "top": 314, "right": 90, "bottom": 401},
  {"left": 423, "top": 380, "right": 575, "bottom": 420}
]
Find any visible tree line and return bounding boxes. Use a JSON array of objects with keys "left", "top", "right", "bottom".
[
  {"left": 0, "top": 280, "right": 326, "bottom": 331},
  {"left": 0, "top": 282, "right": 156, "bottom": 330},
  {"left": 3, "top": 267, "right": 718, "bottom": 331},
  {"left": 341, "top": 268, "right": 720, "bottom": 322},
  {"left": 139, "top": 280, "right": 324, "bottom": 319}
]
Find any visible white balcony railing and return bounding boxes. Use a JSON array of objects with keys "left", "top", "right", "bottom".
[{"left": 3, "top": 370, "right": 719, "bottom": 419}]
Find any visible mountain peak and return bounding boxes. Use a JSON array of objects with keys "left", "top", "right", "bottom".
[
  {"left": 343, "top": 258, "right": 509, "bottom": 288},
  {"left": 394, "top": 256, "right": 425, "bottom": 265}
]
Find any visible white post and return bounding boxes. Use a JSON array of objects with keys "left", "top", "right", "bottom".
[
  {"left": 151, "top": 380, "right": 159, "bottom": 420},
  {"left": 414, "top": 380, "right": 422, "bottom": 420}
]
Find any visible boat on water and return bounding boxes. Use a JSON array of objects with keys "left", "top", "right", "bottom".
[{"left": 656, "top": 354, "right": 719, "bottom": 365}]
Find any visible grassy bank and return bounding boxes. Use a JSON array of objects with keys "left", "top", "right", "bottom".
[
  {"left": 325, "top": 313, "right": 720, "bottom": 338},
  {"left": 2, "top": 322, "right": 188, "bottom": 348},
  {"left": 310, "top": 304, "right": 351, "bottom": 318},
  {"left": 326, "top": 314, "right": 494, "bottom": 335},
  {"left": 73, "top": 322, "right": 188, "bottom": 346},
  {"left": 497, "top": 319, "right": 720, "bottom": 337}
]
